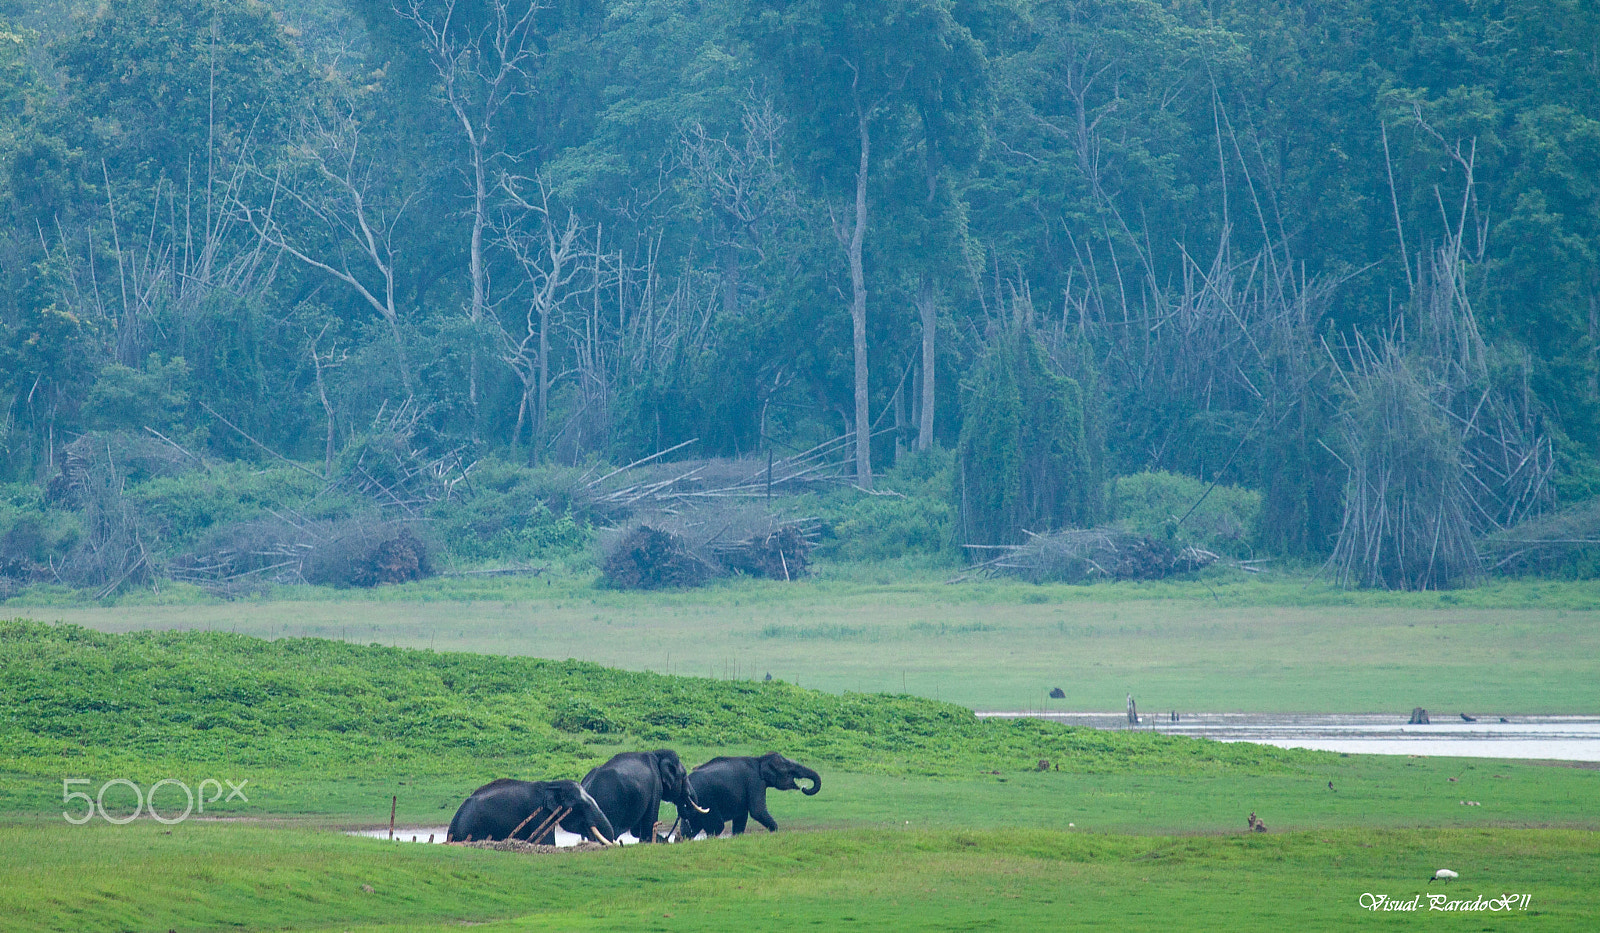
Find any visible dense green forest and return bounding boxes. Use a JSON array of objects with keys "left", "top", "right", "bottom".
[{"left": 0, "top": 0, "right": 1597, "bottom": 592}]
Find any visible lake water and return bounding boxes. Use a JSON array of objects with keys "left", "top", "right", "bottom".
[{"left": 976, "top": 712, "right": 1600, "bottom": 762}]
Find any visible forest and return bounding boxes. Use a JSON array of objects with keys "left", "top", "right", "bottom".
[{"left": 1, "top": 0, "right": 1598, "bottom": 593}]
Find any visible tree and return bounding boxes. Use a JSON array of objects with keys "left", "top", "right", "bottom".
[
  {"left": 494, "top": 177, "right": 587, "bottom": 459},
  {"left": 51, "top": 0, "right": 305, "bottom": 184},
  {"left": 957, "top": 305, "right": 1098, "bottom": 546},
  {"left": 395, "top": 0, "right": 549, "bottom": 425},
  {"left": 746, "top": 0, "right": 986, "bottom": 488},
  {"left": 240, "top": 101, "right": 417, "bottom": 393}
]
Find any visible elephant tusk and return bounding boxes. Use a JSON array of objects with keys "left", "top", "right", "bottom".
[
  {"left": 590, "top": 825, "right": 617, "bottom": 846},
  {"left": 690, "top": 801, "right": 711, "bottom": 814}
]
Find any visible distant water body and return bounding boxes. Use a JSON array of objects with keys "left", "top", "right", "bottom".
[{"left": 976, "top": 712, "right": 1600, "bottom": 762}]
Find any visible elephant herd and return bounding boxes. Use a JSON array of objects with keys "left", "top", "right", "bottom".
[{"left": 446, "top": 750, "right": 822, "bottom": 847}]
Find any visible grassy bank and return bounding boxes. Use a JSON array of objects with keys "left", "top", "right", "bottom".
[
  {"left": 2, "top": 822, "right": 1594, "bottom": 932},
  {"left": 17, "top": 571, "right": 1600, "bottom": 712},
  {"left": 2, "top": 620, "right": 1595, "bottom": 835},
  {"left": 2, "top": 618, "right": 1595, "bottom": 931}
]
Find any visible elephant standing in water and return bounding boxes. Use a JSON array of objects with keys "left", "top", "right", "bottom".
[
  {"left": 565, "top": 749, "right": 708, "bottom": 843},
  {"left": 446, "top": 779, "right": 616, "bottom": 845},
  {"left": 684, "top": 752, "right": 820, "bottom": 836}
]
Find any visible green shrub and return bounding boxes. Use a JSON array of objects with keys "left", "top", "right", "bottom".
[
  {"left": 1110, "top": 471, "right": 1261, "bottom": 558},
  {"left": 812, "top": 449, "right": 956, "bottom": 562},
  {"left": 125, "top": 464, "right": 331, "bottom": 546},
  {"left": 429, "top": 459, "right": 591, "bottom": 562},
  {"left": 0, "top": 485, "right": 79, "bottom": 577}
]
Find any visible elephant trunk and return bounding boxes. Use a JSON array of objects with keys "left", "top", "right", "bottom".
[
  {"left": 674, "top": 774, "right": 711, "bottom": 814},
  {"left": 797, "top": 766, "right": 821, "bottom": 796},
  {"left": 577, "top": 790, "right": 615, "bottom": 844}
]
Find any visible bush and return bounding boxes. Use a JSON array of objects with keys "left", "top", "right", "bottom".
[
  {"left": 0, "top": 485, "right": 80, "bottom": 584},
  {"left": 1110, "top": 471, "right": 1261, "bottom": 559},
  {"left": 429, "top": 459, "right": 591, "bottom": 562},
  {"left": 126, "top": 463, "right": 331, "bottom": 547},
  {"left": 812, "top": 449, "right": 956, "bottom": 562}
]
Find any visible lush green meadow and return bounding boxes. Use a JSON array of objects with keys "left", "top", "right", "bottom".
[
  {"left": 19, "top": 569, "right": 1600, "bottom": 713},
  {"left": 3, "top": 822, "right": 1595, "bottom": 932},
  {"left": 3, "top": 585, "right": 1597, "bottom": 932}
]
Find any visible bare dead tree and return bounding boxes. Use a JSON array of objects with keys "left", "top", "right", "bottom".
[
  {"left": 308, "top": 322, "right": 348, "bottom": 479},
  {"left": 679, "top": 93, "right": 797, "bottom": 317},
  {"left": 396, "top": 0, "right": 546, "bottom": 419},
  {"left": 495, "top": 176, "right": 588, "bottom": 460},
  {"left": 1327, "top": 128, "right": 1552, "bottom": 589},
  {"left": 237, "top": 101, "right": 417, "bottom": 391}
]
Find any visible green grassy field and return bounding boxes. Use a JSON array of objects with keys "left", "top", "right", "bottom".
[
  {"left": 19, "top": 569, "right": 1600, "bottom": 712},
  {"left": 3, "top": 581, "right": 1597, "bottom": 931},
  {"left": 3, "top": 822, "right": 1594, "bottom": 932}
]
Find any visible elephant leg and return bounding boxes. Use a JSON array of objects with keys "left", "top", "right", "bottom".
[
  {"left": 701, "top": 818, "right": 724, "bottom": 839},
  {"left": 749, "top": 789, "right": 778, "bottom": 832},
  {"left": 636, "top": 797, "right": 662, "bottom": 843},
  {"left": 749, "top": 803, "right": 778, "bottom": 832},
  {"left": 731, "top": 812, "right": 749, "bottom": 835}
]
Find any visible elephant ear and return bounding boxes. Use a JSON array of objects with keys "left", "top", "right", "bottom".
[
  {"left": 656, "top": 753, "right": 683, "bottom": 795},
  {"left": 757, "top": 752, "right": 784, "bottom": 784}
]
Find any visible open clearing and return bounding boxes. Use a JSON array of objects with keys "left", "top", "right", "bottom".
[{"left": 23, "top": 573, "right": 1600, "bottom": 713}]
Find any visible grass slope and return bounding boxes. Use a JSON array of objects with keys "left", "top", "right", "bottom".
[
  {"left": 1, "top": 618, "right": 1594, "bottom": 835},
  {"left": 2, "top": 616, "right": 1595, "bottom": 931},
  {"left": 0, "top": 617, "right": 1315, "bottom": 783},
  {"left": 2, "top": 823, "right": 1594, "bottom": 932},
  {"left": 22, "top": 572, "right": 1600, "bottom": 712}
]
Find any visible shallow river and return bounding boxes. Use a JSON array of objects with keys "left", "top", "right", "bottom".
[{"left": 976, "top": 712, "right": 1600, "bottom": 762}]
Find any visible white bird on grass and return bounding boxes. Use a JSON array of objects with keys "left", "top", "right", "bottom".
[{"left": 1430, "top": 869, "right": 1458, "bottom": 884}]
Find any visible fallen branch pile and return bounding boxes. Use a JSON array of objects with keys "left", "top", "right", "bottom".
[
  {"left": 169, "top": 514, "right": 433, "bottom": 594},
  {"left": 580, "top": 435, "right": 857, "bottom": 515},
  {"left": 599, "top": 504, "right": 820, "bottom": 589},
  {"left": 956, "top": 528, "right": 1219, "bottom": 584},
  {"left": 1478, "top": 498, "right": 1600, "bottom": 576}
]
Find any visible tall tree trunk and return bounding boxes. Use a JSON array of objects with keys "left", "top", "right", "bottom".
[
  {"left": 537, "top": 303, "right": 551, "bottom": 462},
  {"left": 468, "top": 142, "right": 487, "bottom": 423},
  {"left": 917, "top": 274, "right": 937, "bottom": 451},
  {"left": 849, "top": 106, "right": 873, "bottom": 489}
]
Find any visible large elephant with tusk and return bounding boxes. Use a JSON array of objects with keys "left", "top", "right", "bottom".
[
  {"left": 446, "top": 778, "right": 617, "bottom": 845},
  {"left": 565, "top": 749, "right": 708, "bottom": 843},
  {"left": 683, "top": 752, "right": 820, "bottom": 837}
]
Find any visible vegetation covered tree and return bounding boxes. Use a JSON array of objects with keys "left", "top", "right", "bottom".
[{"left": 957, "top": 312, "right": 1098, "bottom": 546}]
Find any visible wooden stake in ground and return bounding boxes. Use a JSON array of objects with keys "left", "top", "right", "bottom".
[
  {"left": 528, "top": 806, "right": 572, "bottom": 844},
  {"left": 389, "top": 795, "right": 396, "bottom": 840},
  {"left": 507, "top": 807, "right": 546, "bottom": 840}
]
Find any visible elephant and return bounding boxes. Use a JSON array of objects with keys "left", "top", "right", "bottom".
[
  {"left": 683, "top": 752, "right": 820, "bottom": 837},
  {"left": 564, "top": 749, "right": 708, "bottom": 843},
  {"left": 446, "top": 778, "right": 616, "bottom": 845}
]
